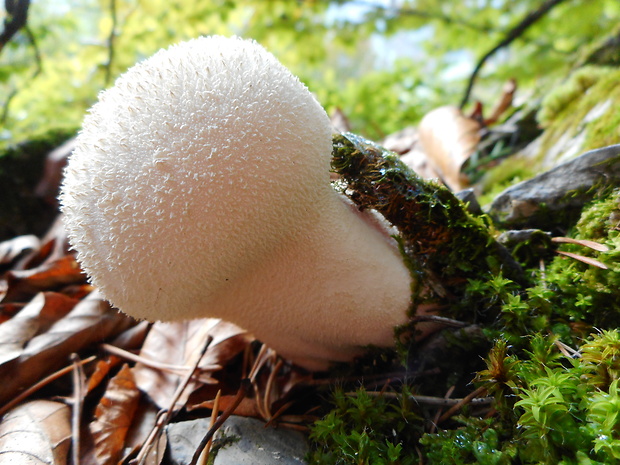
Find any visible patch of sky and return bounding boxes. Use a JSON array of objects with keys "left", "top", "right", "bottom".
[
  {"left": 371, "top": 26, "right": 433, "bottom": 69},
  {"left": 325, "top": 1, "right": 471, "bottom": 77},
  {"left": 441, "top": 50, "right": 474, "bottom": 81}
]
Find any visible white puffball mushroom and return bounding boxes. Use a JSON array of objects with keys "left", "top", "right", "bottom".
[{"left": 60, "top": 36, "right": 416, "bottom": 370}]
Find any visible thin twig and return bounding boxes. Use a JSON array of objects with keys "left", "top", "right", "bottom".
[
  {"left": 264, "top": 401, "right": 295, "bottom": 428},
  {"left": 555, "top": 340, "right": 581, "bottom": 359},
  {"left": 101, "top": 343, "right": 220, "bottom": 379},
  {"left": 130, "top": 409, "right": 168, "bottom": 465},
  {"left": 70, "top": 353, "right": 85, "bottom": 465},
  {"left": 263, "top": 359, "right": 284, "bottom": 420},
  {"left": 438, "top": 385, "right": 488, "bottom": 423},
  {"left": 430, "top": 385, "right": 455, "bottom": 434},
  {"left": 556, "top": 250, "right": 608, "bottom": 269},
  {"left": 551, "top": 236, "right": 610, "bottom": 252},
  {"left": 1, "top": 23, "right": 42, "bottom": 124},
  {"left": 0, "top": 0, "right": 30, "bottom": 52},
  {"left": 248, "top": 344, "right": 269, "bottom": 382},
  {"left": 248, "top": 344, "right": 272, "bottom": 420},
  {"left": 198, "top": 389, "right": 221, "bottom": 465},
  {"left": 135, "top": 336, "right": 213, "bottom": 465},
  {"left": 349, "top": 389, "right": 493, "bottom": 408},
  {"left": 23, "top": 25, "right": 42, "bottom": 77},
  {"left": 0, "top": 355, "right": 96, "bottom": 417},
  {"left": 189, "top": 379, "right": 252, "bottom": 465},
  {"left": 539, "top": 258, "right": 547, "bottom": 283},
  {"left": 410, "top": 314, "right": 469, "bottom": 328}
]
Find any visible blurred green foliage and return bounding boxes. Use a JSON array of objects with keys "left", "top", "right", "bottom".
[{"left": 1, "top": 0, "right": 619, "bottom": 145}]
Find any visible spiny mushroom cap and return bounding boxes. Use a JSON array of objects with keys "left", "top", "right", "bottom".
[{"left": 61, "top": 36, "right": 334, "bottom": 321}]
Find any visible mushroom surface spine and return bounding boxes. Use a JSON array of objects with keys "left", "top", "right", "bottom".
[{"left": 60, "top": 35, "right": 416, "bottom": 370}]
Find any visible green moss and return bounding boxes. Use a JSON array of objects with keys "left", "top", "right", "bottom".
[
  {"left": 462, "top": 190, "right": 620, "bottom": 344},
  {"left": 537, "top": 66, "right": 610, "bottom": 126},
  {"left": 420, "top": 417, "right": 517, "bottom": 465},
  {"left": 479, "top": 66, "right": 620, "bottom": 199},
  {"left": 311, "top": 332, "right": 620, "bottom": 464},
  {"left": 478, "top": 157, "right": 535, "bottom": 206},
  {"left": 332, "top": 133, "right": 525, "bottom": 317},
  {"left": 419, "top": 331, "right": 620, "bottom": 465},
  {"left": 310, "top": 140, "right": 620, "bottom": 465},
  {"left": 578, "top": 24, "right": 620, "bottom": 68},
  {"left": 536, "top": 66, "right": 620, "bottom": 161},
  {"left": 308, "top": 387, "right": 423, "bottom": 465},
  {"left": 575, "top": 188, "right": 620, "bottom": 240}
]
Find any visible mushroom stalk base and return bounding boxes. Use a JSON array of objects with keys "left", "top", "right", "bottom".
[{"left": 203, "top": 193, "right": 414, "bottom": 370}]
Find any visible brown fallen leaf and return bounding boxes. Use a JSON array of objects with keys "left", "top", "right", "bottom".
[
  {"left": 0, "top": 302, "right": 24, "bottom": 324},
  {"left": 484, "top": 79, "right": 517, "bottom": 126},
  {"left": 132, "top": 319, "right": 250, "bottom": 410},
  {"left": 400, "top": 148, "right": 442, "bottom": 180},
  {"left": 108, "top": 320, "right": 151, "bottom": 352},
  {"left": 86, "top": 356, "right": 123, "bottom": 394},
  {"left": 122, "top": 399, "right": 161, "bottom": 461},
  {"left": 0, "top": 290, "right": 134, "bottom": 406},
  {"left": 556, "top": 250, "right": 608, "bottom": 269},
  {"left": 379, "top": 126, "right": 442, "bottom": 181},
  {"left": 2, "top": 255, "right": 87, "bottom": 303},
  {"left": 0, "top": 235, "right": 40, "bottom": 267},
  {"left": 417, "top": 105, "right": 482, "bottom": 191},
  {"left": 90, "top": 364, "right": 141, "bottom": 465},
  {"left": 0, "top": 400, "right": 71, "bottom": 465},
  {"left": 0, "top": 292, "right": 78, "bottom": 366},
  {"left": 551, "top": 236, "right": 610, "bottom": 252},
  {"left": 16, "top": 215, "right": 72, "bottom": 271},
  {"left": 381, "top": 126, "right": 418, "bottom": 156},
  {"left": 189, "top": 394, "right": 261, "bottom": 418}
]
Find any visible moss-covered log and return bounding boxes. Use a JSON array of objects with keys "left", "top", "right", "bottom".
[{"left": 332, "top": 133, "right": 524, "bottom": 315}]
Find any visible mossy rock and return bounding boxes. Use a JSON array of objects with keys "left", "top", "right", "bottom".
[
  {"left": 487, "top": 144, "right": 620, "bottom": 230},
  {"left": 479, "top": 66, "right": 620, "bottom": 202}
]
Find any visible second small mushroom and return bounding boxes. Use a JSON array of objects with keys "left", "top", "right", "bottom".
[{"left": 61, "top": 36, "right": 429, "bottom": 370}]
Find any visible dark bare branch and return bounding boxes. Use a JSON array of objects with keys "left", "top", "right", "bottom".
[
  {"left": 0, "top": 0, "right": 30, "bottom": 52},
  {"left": 460, "top": 0, "right": 569, "bottom": 109}
]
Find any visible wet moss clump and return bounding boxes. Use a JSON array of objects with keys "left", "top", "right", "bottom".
[
  {"left": 332, "top": 133, "right": 524, "bottom": 320},
  {"left": 532, "top": 66, "right": 620, "bottom": 168},
  {"left": 309, "top": 387, "right": 423, "bottom": 465}
]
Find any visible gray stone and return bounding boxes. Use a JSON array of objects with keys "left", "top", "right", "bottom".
[
  {"left": 497, "top": 229, "right": 551, "bottom": 248},
  {"left": 166, "top": 418, "right": 211, "bottom": 465},
  {"left": 165, "top": 416, "right": 309, "bottom": 465},
  {"left": 487, "top": 144, "right": 620, "bottom": 229},
  {"left": 455, "top": 188, "right": 483, "bottom": 216},
  {"left": 214, "top": 416, "right": 308, "bottom": 465}
]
